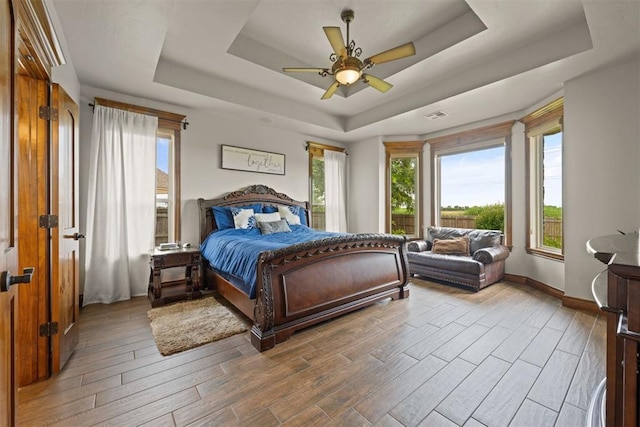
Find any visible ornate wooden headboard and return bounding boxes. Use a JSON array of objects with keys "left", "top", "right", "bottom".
[{"left": 197, "top": 184, "right": 310, "bottom": 243}]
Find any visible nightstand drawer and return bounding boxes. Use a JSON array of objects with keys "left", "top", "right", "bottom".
[{"left": 161, "top": 253, "right": 192, "bottom": 267}]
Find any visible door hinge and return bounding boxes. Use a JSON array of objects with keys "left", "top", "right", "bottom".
[
  {"left": 39, "top": 214, "right": 58, "bottom": 229},
  {"left": 39, "top": 322, "right": 59, "bottom": 337},
  {"left": 39, "top": 106, "right": 58, "bottom": 121}
]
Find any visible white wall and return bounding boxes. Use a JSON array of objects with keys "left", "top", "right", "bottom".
[
  {"left": 348, "top": 136, "right": 385, "bottom": 233},
  {"left": 180, "top": 109, "right": 343, "bottom": 244},
  {"left": 348, "top": 135, "right": 431, "bottom": 236},
  {"left": 47, "top": 0, "right": 80, "bottom": 104},
  {"left": 506, "top": 108, "right": 565, "bottom": 291},
  {"left": 51, "top": 64, "right": 80, "bottom": 103},
  {"left": 563, "top": 59, "right": 640, "bottom": 300}
]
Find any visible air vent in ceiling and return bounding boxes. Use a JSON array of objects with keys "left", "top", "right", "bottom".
[{"left": 425, "top": 110, "right": 448, "bottom": 120}]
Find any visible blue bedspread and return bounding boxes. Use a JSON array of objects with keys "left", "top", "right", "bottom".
[{"left": 200, "top": 226, "right": 340, "bottom": 298}]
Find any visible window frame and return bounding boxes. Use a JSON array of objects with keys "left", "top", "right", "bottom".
[
  {"left": 427, "top": 121, "right": 514, "bottom": 247},
  {"left": 521, "top": 98, "right": 564, "bottom": 260},
  {"left": 93, "top": 97, "right": 185, "bottom": 243},
  {"left": 383, "top": 141, "right": 425, "bottom": 239},
  {"left": 156, "top": 128, "right": 178, "bottom": 243},
  {"left": 307, "top": 141, "right": 346, "bottom": 231}
]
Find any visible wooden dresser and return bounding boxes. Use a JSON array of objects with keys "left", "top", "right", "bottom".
[{"left": 587, "top": 234, "right": 640, "bottom": 427}]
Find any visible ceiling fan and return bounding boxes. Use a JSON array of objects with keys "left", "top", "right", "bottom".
[{"left": 283, "top": 9, "right": 416, "bottom": 100}]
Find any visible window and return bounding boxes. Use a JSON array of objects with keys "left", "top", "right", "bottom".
[
  {"left": 437, "top": 145, "right": 505, "bottom": 231},
  {"left": 384, "top": 141, "right": 425, "bottom": 238},
  {"left": 93, "top": 98, "right": 185, "bottom": 245},
  {"left": 307, "top": 141, "right": 346, "bottom": 231},
  {"left": 522, "top": 98, "right": 563, "bottom": 259},
  {"left": 155, "top": 129, "right": 175, "bottom": 245},
  {"left": 154, "top": 124, "right": 182, "bottom": 246},
  {"left": 428, "top": 121, "right": 514, "bottom": 246}
]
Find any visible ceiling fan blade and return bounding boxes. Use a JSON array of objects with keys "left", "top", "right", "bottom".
[
  {"left": 362, "top": 74, "right": 393, "bottom": 93},
  {"left": 321, "top": 81, "right": 340, "bottom": 100},
  {"left": 283, "top": 67, "right": 327, "bottom": 73},
  {"left": 323, "top": 26, "right": 347, "bottom": 59},
  {"left": 365, "top": 42, "right": 416, "bottom": 65}
]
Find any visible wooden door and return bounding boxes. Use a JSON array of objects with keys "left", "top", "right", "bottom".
[
  {"left": 50, "top": 84, "right": 79, "bottom": 371},
  {"left": 0, "top": 0, "right": 18, "bottom": 425},
  {"left": 11, "top": 0, "right": 68, "bottom": 389},
  {"left": 16, "top": 75, "right": 49, "bottom": 387}
]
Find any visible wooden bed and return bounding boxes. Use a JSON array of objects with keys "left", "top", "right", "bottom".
[{"left": 197, "top": 184, "right": 410, "bottom": 351}]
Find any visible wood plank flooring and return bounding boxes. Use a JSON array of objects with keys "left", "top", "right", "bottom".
[{"left": 17, "top": 279, "right": 605, "bottom": 426}]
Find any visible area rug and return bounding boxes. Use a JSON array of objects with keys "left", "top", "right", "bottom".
[{"left": 147, "top": 297, "right": 248, "bottom": 355}]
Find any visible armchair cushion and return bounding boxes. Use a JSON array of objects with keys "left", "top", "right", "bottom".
[
  {"left": 407, "top": 240, "right": 430, "bottom": 252},
  {"left": 431, "top": 236, "right": 470, "bottom": 256},
  {"left": 468, "top": 229, "right": 503, "bottom": 253},
  {"left": 408, "top": 252, "right": 483, "bottom": 275},
  {"left": 472, "top": 245, "right": 510, "bottom": 264}
]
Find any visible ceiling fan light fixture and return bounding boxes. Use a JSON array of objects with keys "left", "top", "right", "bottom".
[
  {"left": 335, "top": 67, "right": 361, "bottom": 85},
  {"left": 283, "top": 9, "right": 416, "bottom": 99},
  {"left": 332, "top": 56, "right": 363, "bottom": 86}
]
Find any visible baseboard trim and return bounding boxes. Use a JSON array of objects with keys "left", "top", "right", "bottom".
[
  {"left": 503, "top": 273, "right": 598, "bottom": 313},
  {"left": 561, "top": 295, "right": 599, "bottom": 313},
  {"left": 504, "top": 273, "right": 563, "bottom": 299},
  {"left": 503, "top": 273, "right": 527, "bottom": 285}
]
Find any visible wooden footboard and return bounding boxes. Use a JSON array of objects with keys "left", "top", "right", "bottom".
[
  {"left": 198, "top": 185, "right": 410, "bottom": 352},
  {"left": 251, "top": 233, "right": 409, "bottom": 351}
]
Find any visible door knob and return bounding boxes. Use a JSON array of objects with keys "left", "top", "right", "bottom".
[
  {"left": 1, "top": 267, "right": 35, "bottom": 292},
  {"left": 64, "top": 232, "right": 85, "bottom": 240}
]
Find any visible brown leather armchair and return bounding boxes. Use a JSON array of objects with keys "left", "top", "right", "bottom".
[{"left": 407, "top": 226, "right": 510, "bottom": 291}]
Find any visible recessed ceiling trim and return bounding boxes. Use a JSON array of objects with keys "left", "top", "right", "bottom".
[
  {"left": 230, "top": 4, "right": 486, "bottom": 98},
  {"left": 228, "top": 33, "right": 335, "bottom": 93},
  {"left": 346, "top": 18, "right": 593, "bottom": 132},
  {"left": 154, "top": 58, "right": 346, "bottom": 132}
]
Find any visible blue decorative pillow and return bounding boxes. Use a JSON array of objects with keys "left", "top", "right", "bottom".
[
  {"left": 297, "top": 207, "right": 308, "bottom": 226},
  {"left": 262, "top": 205, "right": 278, "bottom": 214},
  {"left": 212, "top": 204, "right": 262, "bottom": 230}
]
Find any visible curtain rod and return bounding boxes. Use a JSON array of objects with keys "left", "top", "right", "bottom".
[
  {"left": 88, "top": 103, "right": 190, "bottom": 130},
  {"left": 305, "top": 143, "right": 349, "bottom": 155}
]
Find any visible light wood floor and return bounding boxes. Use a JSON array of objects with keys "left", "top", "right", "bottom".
[{"left": 17, "top": 279, "right": 605, "bottom": 426}]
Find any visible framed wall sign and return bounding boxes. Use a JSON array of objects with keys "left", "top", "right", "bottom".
[{"left": 221, "top": 145, "right": 286, "bottom": 175}]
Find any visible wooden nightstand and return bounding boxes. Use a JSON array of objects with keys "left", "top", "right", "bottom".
[{"left": 148, "top": 247, "right": 201, "bottom": 307}]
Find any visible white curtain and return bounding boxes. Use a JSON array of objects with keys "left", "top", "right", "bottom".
[
  {"left": 83, "top": 106, "right": 158, "bottom": 305},
  {"left": 324, "top": 150, "right": 347, "bottom": 232}
]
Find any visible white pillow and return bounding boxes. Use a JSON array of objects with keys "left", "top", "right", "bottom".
[
  {"left": 231, "top": 208, "right": 256, "bottom": 229},
  {"left": 278, "top": 205, "right": 301, "bottom": 225},
  {"left": 254, "top": 212, "right": 281, "bottom": 223}
]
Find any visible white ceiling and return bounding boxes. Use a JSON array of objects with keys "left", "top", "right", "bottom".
[{"left": 49, "top": 0, "right": 640, "bottom": 143}]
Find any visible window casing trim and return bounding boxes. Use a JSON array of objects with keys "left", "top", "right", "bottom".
[
  {"left": 427, "top": 121, "right": 514, "bottom": 247},
  {"left": 383, "top": 141, "right": 425, "bottom": 239},
  {"left": 306, "top": 141, "right": 345, "bottom": 230},
  {"left": 521, "top": 98, "right": 564, "bottom": 260}
]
